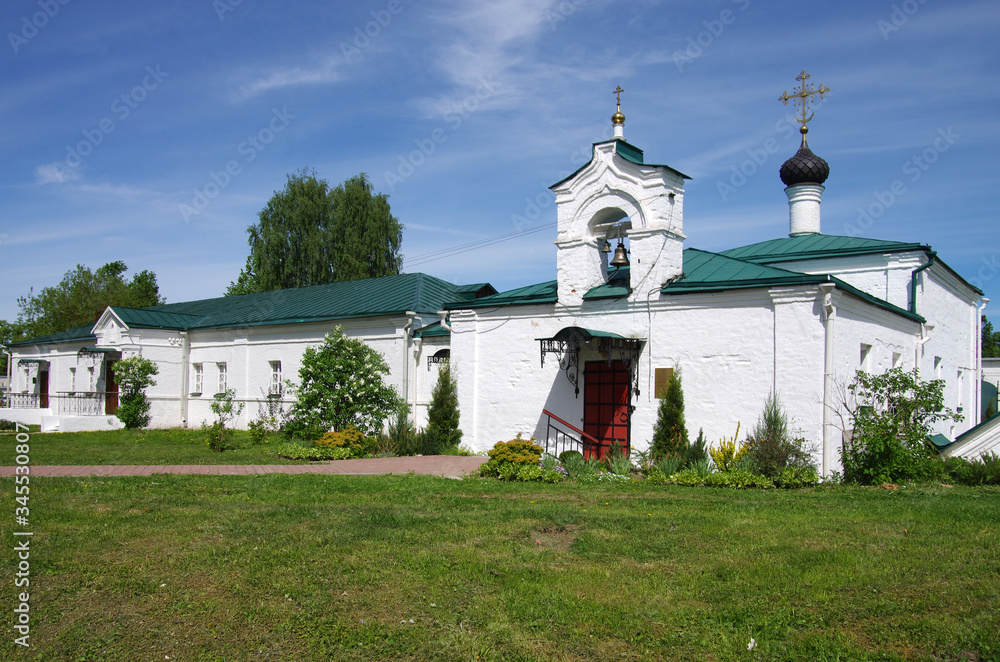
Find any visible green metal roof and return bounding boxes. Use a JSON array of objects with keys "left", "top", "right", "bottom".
[
  {"left": 720, "top": 234, "right": 927, "bottom": 264},
  {"left": 15, "top": 273, "right": 467, "bottom": 345},
  {"left": 449, "top": 283, "right": 499, "bottom": 301},
  {"left": 663, "top": 248, "right": 924, "bottom": 323},
  {"left": 144, "top": 272, "right": 462, "bottom": 330},
  {"left": 583, "top": 266, "right": 631, "bottom": 300},
  {"left": 721, "top": 234, "right": 982, "bottom": 296},
  {"left": 9, "top": 324, "right": 96, "bottom": 347},
  {"left": 664, "top": 248, "right": 823, "bottom": 292},
  {"left": 446, "top": 280, "right": 558, "bottom": 309},
  {"left": 110, "top": 307, "right": 202, "bottom": 330}
]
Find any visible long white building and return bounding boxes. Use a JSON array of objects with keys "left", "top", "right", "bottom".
[{"left": 4, "top": 94, "right": 994, "bottom": 472}]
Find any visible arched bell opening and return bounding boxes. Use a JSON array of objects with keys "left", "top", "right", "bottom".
[{"left": 589, "top": 208, "right": 632, "bottom": 285}]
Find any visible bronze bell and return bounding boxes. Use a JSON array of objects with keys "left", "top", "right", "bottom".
[
  {"left": 610, "top": 238, "right": 630, "bottom": 267},
  {"left": 601, "top": 239, "right": 612, "bottom": 254}
]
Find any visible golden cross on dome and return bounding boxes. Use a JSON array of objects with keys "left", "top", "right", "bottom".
[
  {"left": 613, "top": 85, "right": 624, "bottom": 108},
  {"left": 779, "top": 70, "right": 830, "bottom": 133},
  {"left": 611, "top": 85, "right": 626, "bottom": 126}
]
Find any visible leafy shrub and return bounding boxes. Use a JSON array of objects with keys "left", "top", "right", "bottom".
[
  {"left": 559, "top": 450, "right": 583, "bottom": 465},
  {"left": 774, "top": 466, "right": 820, "bottom": 489},
  {"left": 203, "top": 389, "right": 244, "bottom": 452},
  {"left": 516, "top": 465, "right": 544, "bottom": 482},
  {"left": 940, "top": 452, "right": 1000, "bottom": 486},
  {"left": 841, "top": 368, "right": 960, "bottom": 485},
  {"left": 708, "top": 423, "right": 750, "bottom": 472},
  {"left": 114, "top": 356, "right": 158, "bottom": 429},
  {"left": 0, "top": 419, "right": 17, "bottom": 432},
  {"left": 315, "top": 426, "right": 368, "bottom": 457},
  {"left": 247, "top": 419, "right": 271, "bottom": 445},
  {"left": 745, "top": 393, "right": 816, "bottom": 478},
  {"left": 479, "top": 434, "right": 543, "bottom": 478},
  {"left": 672, "top": 468, "right": 704, "bottom": 486},
  {"left": 273, "top": 443, "right": 352, "bottom": 461}
]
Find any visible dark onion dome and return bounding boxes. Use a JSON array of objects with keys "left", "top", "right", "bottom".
[{"left": 780, "top": 136, "right": 830, "bottom": 187}]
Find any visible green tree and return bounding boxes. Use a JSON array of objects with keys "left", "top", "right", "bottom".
[
  {"left": 841, "top": 367, "right": 961, "bottom": 485},
  {"left": 114, "top": 356, "right": 159, "bottom": 429},
  {"left": 284, "top": 326, "right": 401, "bottom": 439},
  {"left": 651, "top": 367, "right": 689, "bottom": 459},
  {"left": 227, "top": 170, "right": 403, "bottom": 295},
  {"left": 14, "top": 261, "right": 164, "bottom": 340},
  {"left": 426, "top": 362, "right": 462, "bottom": 450},
  {"left": 983, "top": 315, "right": 1000, "bottom": 359}
]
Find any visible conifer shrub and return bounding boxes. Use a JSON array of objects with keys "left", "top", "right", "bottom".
[
  {"left": 426, "top": 362, "right": 462, "bottom": 450},
  {"left": 651, "top": 367, "right": 689, "bottom": 459},
  {"left": 745, "top": 392, "right": 815, "bottom": 478}
]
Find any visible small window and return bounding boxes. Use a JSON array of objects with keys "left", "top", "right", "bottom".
[
  {"left": 269, "top": 361, "right": 282, "bottom": 396},
  {"left": 891, "top": 352, "right": 902, "bottom": 369},
  {"left": 217, "top": 362, "right": 228, "bottom": 393},
  {"left": 934, "top": 356, "right": 942, "bottom": 379},
  {"left": 860, "top": 344, "right": 872, "bottom": 371},
  {"left": 192, "top": 363, "right": 203, "bottom": 395}
]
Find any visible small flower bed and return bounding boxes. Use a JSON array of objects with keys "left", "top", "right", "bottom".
[{"left": 273, "top": 443, "right": 353, "bottom": 461}]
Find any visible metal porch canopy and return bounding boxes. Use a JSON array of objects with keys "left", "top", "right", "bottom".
[{"left": 536, "top": 326, "right": 644, "bottom": 397}]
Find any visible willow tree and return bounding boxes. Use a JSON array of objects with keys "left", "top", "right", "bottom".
[{"left": 227, "top": 170, "right": 403, "bottom": 295}]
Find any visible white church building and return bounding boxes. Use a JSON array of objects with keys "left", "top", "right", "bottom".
[{"left": 4, "top": 77, "right": 994, "bottom": 474}]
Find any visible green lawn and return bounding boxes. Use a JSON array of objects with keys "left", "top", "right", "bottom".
[
  {"left": 2, "top": 472, "right": 998, "bottom": 661},
  {"left": 2, "top": 428, "right": 297, "bottom": 465}
]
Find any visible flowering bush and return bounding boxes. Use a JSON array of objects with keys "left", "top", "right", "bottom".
[{"left": 284, "top": 326, "right": 401, "bottom": 439}]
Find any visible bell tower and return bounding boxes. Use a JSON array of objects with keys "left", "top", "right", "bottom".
[{"left": 550, "top": 87, "right": 690, "bottom": 307}]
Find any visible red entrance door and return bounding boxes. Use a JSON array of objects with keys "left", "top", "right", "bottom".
[
  {"left": 105, "top": 361, "right": 119, "bottom": 416},
  {"left": 39, "top": 371, "right": 49, "bottom": 409},
  {"left": 583, "top": 360, "right": 630, "bottom": 460}
]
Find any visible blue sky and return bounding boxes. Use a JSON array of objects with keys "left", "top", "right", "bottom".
[{"left": 2, "top": 0, "right": 998, "bottom": 326}]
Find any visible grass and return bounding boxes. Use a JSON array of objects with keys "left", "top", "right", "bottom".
[
  {"left": 1, "top": 428, "right": 298, "bottom": 465},
  {"left": 1, "top": 473, "right": 998, "bottom": 661}
]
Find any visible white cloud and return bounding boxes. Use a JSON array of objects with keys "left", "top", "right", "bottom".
[
  {"left": 233, "top": 58, "right": 342, "bottom": 100},
  {"left": 35, "top": 162, "right": 80, "bottom": 185}
]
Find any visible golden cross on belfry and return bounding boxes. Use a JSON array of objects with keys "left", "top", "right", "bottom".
[
  {"left": 779, "top": 70, "right": 830, "bottom": 132},
  {"left": 613, "top": 85, "right": 624, "bottom": 108}
]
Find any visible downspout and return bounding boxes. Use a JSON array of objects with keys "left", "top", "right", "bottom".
[
  {"left": 977, "top": 298, "right": 989, "bottom": 424},
  {"left": 819, "top": 282, "right": 837, "bottom": 478},
  {"left": 909, "top": 250, "right": 936, "bottom": 315},
  {"left": 179, "top": 331, "right": 190, "bottom": 428},
  {"left": 402, "top": 312, "right": 417, "bottom": 426},
  {"left": 437, "top": 310, "right": 451, "bottom": 332}
]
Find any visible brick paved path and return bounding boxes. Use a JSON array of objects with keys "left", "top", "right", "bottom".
[{"left": 0, "top": 455, "right": 488, "bottom": 479}]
